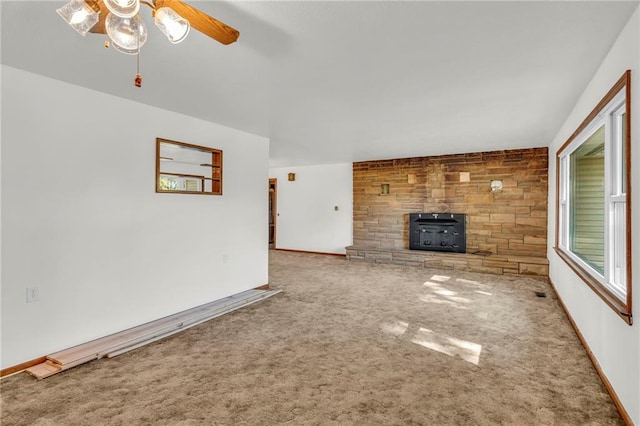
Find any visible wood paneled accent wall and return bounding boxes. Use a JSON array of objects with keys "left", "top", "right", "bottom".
[{"left": 353, "top": 148, "right": 548, "bottom": 257}]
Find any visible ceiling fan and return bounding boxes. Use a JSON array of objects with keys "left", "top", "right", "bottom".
[{"left": 57, "top": 0, "right": 239, "bottom": 85}]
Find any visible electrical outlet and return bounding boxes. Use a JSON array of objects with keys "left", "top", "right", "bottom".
[{"left": 26, "top": 287, "right": 39, "bottom": 303}]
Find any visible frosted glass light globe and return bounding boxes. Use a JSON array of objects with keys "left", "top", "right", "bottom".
[
  {"left": 154, "top": 7, "right": 190, "bottom": 44},
  {"left": 56, "top": 0, "right": 99, "bottom": 36},
  {"left": 106, "top": 13, "right": 147, "bottom": 55}
]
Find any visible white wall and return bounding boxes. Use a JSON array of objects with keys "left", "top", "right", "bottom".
[
  {"left": 547, "top": 6, "right": 640, "bottom": 424},
  {"left": 1, "top": 66, "right": 269, "bottom": 369},
  {"left": 269, "top": 164, "right": 352, "bottom": 254}
]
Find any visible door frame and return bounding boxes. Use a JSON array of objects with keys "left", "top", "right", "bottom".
[{"left": 269, "top": 178, "right": 277, "bottom": 247}]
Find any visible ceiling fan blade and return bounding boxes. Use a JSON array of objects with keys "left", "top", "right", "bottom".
[{"left": 154, "top": 0, "right": 239, "bottom": 45}]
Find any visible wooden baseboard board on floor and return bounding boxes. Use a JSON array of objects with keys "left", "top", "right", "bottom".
[
  {"left": 547, "top": 278, "right": 633, "bottom": 426},
  {"left": 1, "top": 356, "right": 47, "bottom": 378},
  {"left": 4, "top": 289, "right": 283, "bottom": 381}
]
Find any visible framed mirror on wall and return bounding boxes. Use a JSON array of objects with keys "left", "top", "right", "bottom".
[{"left": 156, "top": 138, "right": 223, "bottom": 195}]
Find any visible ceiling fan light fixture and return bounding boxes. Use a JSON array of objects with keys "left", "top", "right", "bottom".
[
  {"left": 154, "top": 7, "right": 190, "bottom": 44},
  {"left": 105, "top": 13, "right": 147, "bottom": 55},
  {"left": 103, "top": 0, "right": 139, "bottom": 18},
  {"left": 56, "top": 0, "right": 100, "bottom": 36}
]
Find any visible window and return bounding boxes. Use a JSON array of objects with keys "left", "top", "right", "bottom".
[{"left": 556, "top": 70, "right": 632, "bottom": 324}]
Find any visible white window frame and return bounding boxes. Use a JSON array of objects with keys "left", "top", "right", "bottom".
[{"left": 555, "top": 70, "right": 632, "bottom": 324}]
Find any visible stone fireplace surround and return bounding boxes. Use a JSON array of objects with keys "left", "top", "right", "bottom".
[{"left": 346, "top": 148, "right": 549, "bottom": 276}]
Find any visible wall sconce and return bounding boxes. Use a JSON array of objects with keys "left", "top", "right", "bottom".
[
  {"left": 490, "top": 180, "right": 503, "bottom": 192},
  {"left": 380, "top": 183, "right": 390, "bottom": 195},
  {"left": 288, "top": 173, "right": 296, "bottom": 181},
  {"left": 407, "top": 173, "right": 417, "bottom": 184}
]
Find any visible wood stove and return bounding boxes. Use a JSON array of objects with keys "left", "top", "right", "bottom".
[{"left": 409, "top": 213, "right": 466, "bottom": 253}]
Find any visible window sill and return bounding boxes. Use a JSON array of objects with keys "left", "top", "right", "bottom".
[{"left": 554, "top": 247, "right": 632, "bottom": 325}]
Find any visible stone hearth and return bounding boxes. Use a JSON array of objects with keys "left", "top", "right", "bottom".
[{"left": 346, "top": 245, "right": 549, "bottom": 276}]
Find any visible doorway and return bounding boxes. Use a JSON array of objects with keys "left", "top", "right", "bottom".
[{"left": 269, "top": 178, "right": 277, "bottom": 248}]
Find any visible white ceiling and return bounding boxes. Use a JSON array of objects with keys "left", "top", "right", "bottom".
[{"left": 2, "top": 1, "right": 638, "bottom": 167}]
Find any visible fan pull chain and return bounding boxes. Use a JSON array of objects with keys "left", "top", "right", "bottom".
[{"left": 134, "top": 33, "right": 142, "bottom": 88}]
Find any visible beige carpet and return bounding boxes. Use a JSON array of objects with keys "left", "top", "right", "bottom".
[{"left": 1, "top": 250, "right": 621, "bottom": 425}]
